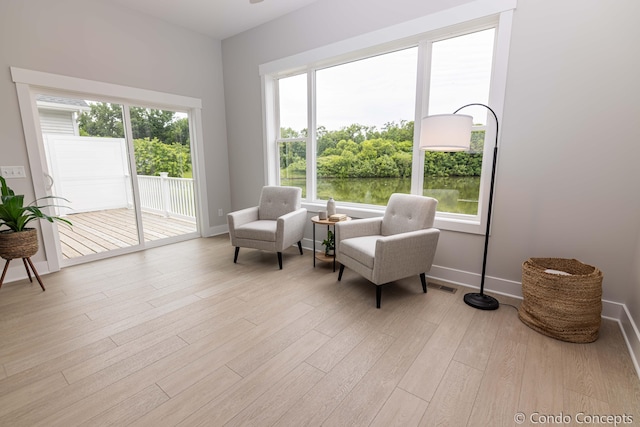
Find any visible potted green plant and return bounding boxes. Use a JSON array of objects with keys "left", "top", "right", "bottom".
[
  {"left": 322, "top": 230, "right": 335, "bottom": 256},
  {"left": 0, "top": 176, "right": 72, "bottom": 260}
]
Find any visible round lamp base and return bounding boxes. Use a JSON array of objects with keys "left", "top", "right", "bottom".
[{"left": 464, "top": 292, "right": 499, "bottom": 310}]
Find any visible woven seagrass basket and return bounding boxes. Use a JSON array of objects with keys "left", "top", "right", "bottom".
[
  {"left": 0, "top": 228, "right": 39, "bottom": 260},
  {"left": 518, "top": 258, "right": 602, "bottom": 343}
]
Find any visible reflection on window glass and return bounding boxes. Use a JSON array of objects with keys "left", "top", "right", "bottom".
[
  {"left": 424, "top": 29, "right": 495, "bottom": 215},
  {"left": 278, "top": 74, "right": 307, "bottom": 197},
  {"left": 315, "top": 48, "right": 418, "bottom": 206}
]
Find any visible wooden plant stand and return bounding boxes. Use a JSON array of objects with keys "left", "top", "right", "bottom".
[{"left": 0, "top": 257, "right": 45, "bottom": 291}]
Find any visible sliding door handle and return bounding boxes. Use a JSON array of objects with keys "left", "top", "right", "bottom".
[{"left": 44, "top": 173, "right": 54, "bottom": 190}]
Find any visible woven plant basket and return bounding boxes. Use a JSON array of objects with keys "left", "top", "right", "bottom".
[
  {"left": 519, "top": 258, "right": 602, "bottom": 343},
  {"left": 0, "top": 228, "right": 39, "bottom": 260}
]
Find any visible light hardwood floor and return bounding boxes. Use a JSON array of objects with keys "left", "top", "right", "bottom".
[{"left": 0, "top": 235, "right": 638, "bottom": 426}]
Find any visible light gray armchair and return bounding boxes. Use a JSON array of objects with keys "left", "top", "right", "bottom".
[
  {"left": 227, "top": 186, "right": 307, "bottom": 269},
  {"left": 336, "top": 193, "right": 440, "bottom": 308}
]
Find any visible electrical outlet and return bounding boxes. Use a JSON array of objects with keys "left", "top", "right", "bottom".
[
  {"left": 218, "top": 209, "right": 223, "bottom": 216},
  {"left": 0, "top": 166, "right": 26, "bottom": 179}
]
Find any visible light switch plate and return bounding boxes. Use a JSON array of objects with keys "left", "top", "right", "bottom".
[{"left": 0, "top": 166, "right": 26, "bottom": 179}]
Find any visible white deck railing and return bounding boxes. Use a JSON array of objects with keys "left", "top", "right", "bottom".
[{"left": 137, "top": 173, "right": 195, "bottom": 221}]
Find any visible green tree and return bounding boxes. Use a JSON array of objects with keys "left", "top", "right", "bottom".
[
  {"left": 279, "top": 140, "right": 306, "bottom": 163},
  {"left": 374, "top": 156, "right": 399, "bottom": 177},
  {"left": 280, "top": 127, "right": 307, "bottom": 138},
  {"left": 368, "top": 120, "right": 414, "bottom": 142},
  {"left": 78, "top": 103, "right": 124, "bottom": 138},
  {"left": 313, "top": 119, "right": 483, "bottom": 179},
  {"left": 79, "top": 103, "right": 190, "bottom": 145},
  {"left": 317, "top": 123, "right": 374, "bottom": 155},
  {"left": 130, "top": 107, "right": 175, "bottom": 143},
  {"left": 133, "top": 138, "right": 191, "bottom": 177},
  {"left": 392, "top": 151, "right": 412, "bottom": 177},
  {"left": 167, "top": 117, "right": 191, "bottom": 145},
  {"left": 470, "top": 129, "right": 485, "bottom": 153}
]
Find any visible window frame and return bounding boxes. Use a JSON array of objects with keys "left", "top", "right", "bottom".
[{"left": 261, "top": 0, "right": 515, "bottom": 234}]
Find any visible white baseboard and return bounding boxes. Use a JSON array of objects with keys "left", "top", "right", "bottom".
[
  {"left": 619, "top": 304, "right": 640, "bottom": 380},
  {"left": 205, "top": 224, "right": 229, "bottom": 237},
  {"left": 427, "top": 264, "right": 640, "bottom": 380},
  {"left": 428, "top": 264, "right": 525, "bottom": 302}
]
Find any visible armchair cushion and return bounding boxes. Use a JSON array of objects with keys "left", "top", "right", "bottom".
[
  {"left": 234, "top": 220, "right": 277, "bottom": 242},
  {"left": 381, "top": 193, "right": 437, "bottom": 236},
  {"left": 339, "top": 235, "right": 379, "bottom": 269},
  {"left": 259, "top": 186, "right": 302, "bottom": 220}
]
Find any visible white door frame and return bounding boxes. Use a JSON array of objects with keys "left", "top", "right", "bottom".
[{"left": 11, "top": 67, "right": 210, "bottom": 274}]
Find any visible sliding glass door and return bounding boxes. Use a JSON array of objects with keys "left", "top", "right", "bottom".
[
  {"left": 127, "top": 105, "right": 197, "bottom": 247},
  {"left": 36, "top": 93, "right": 198, "bottom": 265}
]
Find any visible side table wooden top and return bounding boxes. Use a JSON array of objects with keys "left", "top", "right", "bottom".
[{"left": 310, "top": 215, "right": 351, "bottom": 225}]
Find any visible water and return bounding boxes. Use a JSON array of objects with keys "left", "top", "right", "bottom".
[{"left": 281, "top": 176, "right": 480, "bottom": 215}]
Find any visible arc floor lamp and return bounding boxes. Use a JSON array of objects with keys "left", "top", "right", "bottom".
[{"left": 420, "top": 103, "right": 500, "bottom": 310}]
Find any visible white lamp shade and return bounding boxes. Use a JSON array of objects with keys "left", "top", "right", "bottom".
[{"left": 419, "top": 114, "right": 473, "bottom": 152}]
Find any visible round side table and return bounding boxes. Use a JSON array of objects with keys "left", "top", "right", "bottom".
[{"left": 310, "top": 215, "right": 351, "bottom": 272}]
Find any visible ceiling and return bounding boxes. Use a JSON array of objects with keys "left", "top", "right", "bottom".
[{"left": 105, "top": 0, "right": 324, "bottom": 40}]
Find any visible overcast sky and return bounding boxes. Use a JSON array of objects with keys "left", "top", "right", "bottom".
[{"left": 279, "top": 28, "right": 495, "bottom": 133}]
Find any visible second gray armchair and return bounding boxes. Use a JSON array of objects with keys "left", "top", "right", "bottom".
[
  {"left": 335, "top": 193, "right": 440, "bottom": 308},
  {"left": 227, "top": 186, "right": 307, "bottom": 269}
]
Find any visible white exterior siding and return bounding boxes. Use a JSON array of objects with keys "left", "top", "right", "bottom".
[{"left": 39, "top": 109, "right": 77, "bottom": 135}]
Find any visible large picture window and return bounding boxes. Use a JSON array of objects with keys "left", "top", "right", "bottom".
[
  {"left": 262, "top": 4, "right": 514, "bottom": 233},
  {"left": 315, "top": 48, "right": 417, "bottom": 205}
]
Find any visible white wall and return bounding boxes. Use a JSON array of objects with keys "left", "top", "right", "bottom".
[
  {"left": 221, "top": 0, "right": 640, "bottom": 329},
  {"left": 494, "top": 0, "right": 640, "bottom": 305},
  {"left": 0, "top": 0, "right": 231, "bottom": 252}
]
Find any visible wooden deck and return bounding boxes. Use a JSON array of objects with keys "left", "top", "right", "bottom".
[{"left": 59, "top": 209, "right": 197, "bottom": 259}]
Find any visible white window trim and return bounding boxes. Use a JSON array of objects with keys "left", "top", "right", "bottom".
[
  {"left": 260, "top": 0, "right": 516, "bottom": 235},
  {"left": 11, "top": 67, "right": 210, "bottom": 272}
]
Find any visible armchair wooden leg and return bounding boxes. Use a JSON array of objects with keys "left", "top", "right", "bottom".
[
  {"left": 376, "top": 286, "right": 382, "bottom": 309},
  {"left": 234, "top": 247, "right": 239, "bottom": 263},
  {"left": 297, "top": 241, "right": 303, "bottom": 255},
  {"left": 338, "top": 264, "right": 344, "bottom": 281},
  {"left": 420, "top": 273, "right": 427, "bottom": 293},
  {"left": 277, "top": 252, "right": 283, "bottom": 270}
]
